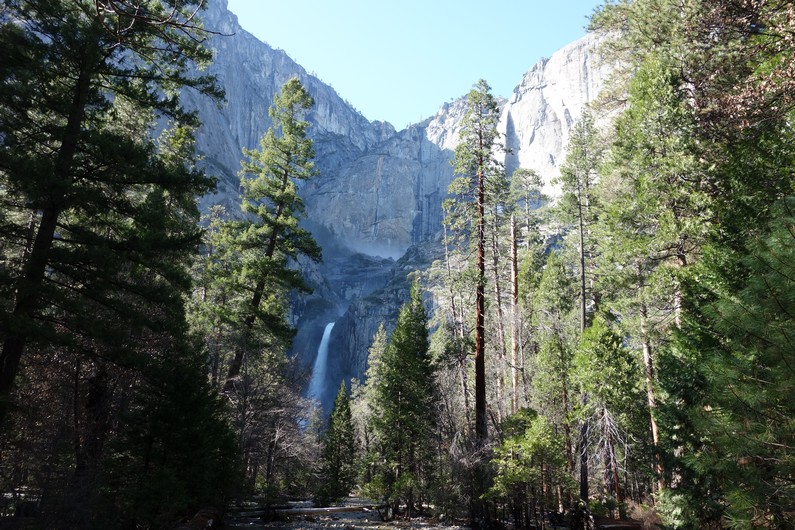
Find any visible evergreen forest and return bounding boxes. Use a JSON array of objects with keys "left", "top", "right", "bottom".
[{"left": 0, "top": 1, "right": 792, "bottom": 529}]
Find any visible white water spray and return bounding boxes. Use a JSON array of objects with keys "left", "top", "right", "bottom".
[{"left": 308, "top": 322, "right": 335, "bottom": 402}]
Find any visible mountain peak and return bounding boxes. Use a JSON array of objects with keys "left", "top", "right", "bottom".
[{"left": 189, "top": 1, "right": 611, "bottom": 406}]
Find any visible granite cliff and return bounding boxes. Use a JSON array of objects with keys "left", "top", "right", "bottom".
[{"left": 192, "top": 0, "right": 609, "bottom": 409}]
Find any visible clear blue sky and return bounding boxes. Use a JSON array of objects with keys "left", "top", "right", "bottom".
[{"left": 226, "top": 0, "right": 604, "bottom": 128}]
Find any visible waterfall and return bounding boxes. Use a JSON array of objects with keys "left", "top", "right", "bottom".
[{"left": 308, "top": 322, "right": 335, "bottom": 402}]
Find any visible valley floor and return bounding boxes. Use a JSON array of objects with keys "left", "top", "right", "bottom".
[
  {"left": 226, "top": 511, "right": 468, "bottom": 530},
  {"left": 224, "top": 501, "right": 649, "bottom": 530},
  {"left": 225, "top": 499, "right": 469, "bottom": 530}
]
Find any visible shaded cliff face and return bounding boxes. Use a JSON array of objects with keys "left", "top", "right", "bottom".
[
  {"left": 301, "top": 119, "right": 456, "bottom": 260},
  {"left": 192, "top": 1, "right": 609, "bottom": 410},
  {"left": 184, "top": 0, "right": 391, "bottom": 214}
]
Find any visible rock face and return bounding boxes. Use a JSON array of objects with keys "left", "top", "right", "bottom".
[
  {"left": 500, "top": 35, "right": 610, "bottom": 197},
  {"left": 182, "top": 0, "right": 390, "bottom": 214},
  {"left": 191, "top": 1, "right": 610, "bottom": 410}
]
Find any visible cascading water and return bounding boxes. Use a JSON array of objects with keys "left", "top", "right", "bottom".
[{"left": 308, "top": 322, "right": 335, "bottom": 402}]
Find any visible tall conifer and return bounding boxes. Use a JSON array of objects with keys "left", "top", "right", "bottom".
[
  {"left": 318, "top": 381, "right": 356, "bottom": 504},
  {"left": 449, "top": 79, "right": 504, "bottom": 443},
  {"left": 369, "top": 280, "right": 435, "bottom": 514},
  {"left": 222, "top": 77, "right": 322, "bottom": 389},
  {"left": 0, "top": 0, "right": 218, "bottom": 426}
]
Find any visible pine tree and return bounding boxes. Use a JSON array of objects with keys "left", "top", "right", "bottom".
[
  {"left": 662, "top": 200, "right": 795, "bottom": 529},
  {"left": 556, "top": 110, "right": 603, "bottom": 335},
  {"left": 0, "top": 3, "right": 246, "bottom": 524},
  {"left": 571, "top": 315, "right": 645, "bottom": 511},
  {"left": 187, "top": 205, "right": 239, "bottom": 390},
  {"left": 510, "top": 168, "right": 544, "bottom": 251},
  {"left": 369, "top": 280, "right": 435, "bottom": 515},
  {"left": 318, "top": 381, "right": 356, "bottom": 505},
  {"left": 110, "top": 332, "right": 240, "bottom": 527},
  {"left": 531, "top": 251, "right": 578, "bottom": 479},
  {"left": 488, "top": 409, "right": 569, "bottom": 528},
  {"left": 188, "top": 79, "right": 322, "bottom": 494},
  {"left": 508, "top": 168, "right": 546, "bottom": 418},
  {"left": 590, "top": 1, "right": 795, "bottom": 524},
  {"left": 0, "top": 0, "right": 219, "bottom": 428},
  {"left": 555, "top": 110, "right": 605, "bottom": 503},
  {"left": 449, "top": 79, "right": 504, "bottom": 443},
  {"left": 594, "top": 53, "right": 712, "bottom": 500},
  {"left": 223, "top": 77, "right": 322, "bottom": 389},
  {"left": 508, "top": 168, "right": 543, "bottom": 414}
]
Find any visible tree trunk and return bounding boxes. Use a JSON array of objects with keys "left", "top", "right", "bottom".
[
  {"left": 475, "top": 165, "right": 487, "bottom": 443},
  {"left": 670, "top": 240, "right": 688, "bottom": 488},
  {"left": 562, "top": 376, "right": 575, "bottom": 473},
  {"left": 603, "top": 406, "right": 623, "bottom": 511},
  {"left": 578, "top": 407, "right": 589, "bottom": 503},
  {"left": 444, "top": 223, "right": 472, "bottom": 431},
  {"left": 576, "top": 179, "right": 590, "bottom": 504},
  {"left": 640, "top": 303, "right": 664, "bottom": 490},
  {"left": 224, "top": 169, "right": 290, "bottom": 388},
  {"left": 673, "top": 238, "right": 687, "bottom": 329},
  {"left": 510, "top": 216, "right": 520, "bottom": 414},
  {"left": 490, "top": 212, "right": 507, "bottom": 422},
  {"left": 0, "top": 56, "right": 95, "bottom": 426}
]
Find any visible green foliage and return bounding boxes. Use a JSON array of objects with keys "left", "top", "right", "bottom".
[
  {"left": 510, "top": 168, "right": 544, "bottom": 213},
  {"left": 572, "top": 315, "right": 642, "bottom": 420},
  {"left": 0, "top": 1, "right": 240, "bottom": 525},
  {"left": 238, "top": 77, "right": 322, "bottom": 270},
  {"left": 489, "top": 409, "right": 569, "bottom": 497},
  {"left": 189, "top": 78, "right": 321, "bottom": 359},
  {"left": 187, "top": 80, "right": 323, "bottom": 503},
  {"left": 511, "top": 168, "right": 546, "bottom": 271},
  {"left": 367, "top": 280, "right": 436, "bottom": 509},
  {"left": 446, "top": 78, "right": 506, "bottom": 245},
  {"left": 109, "top": 339, "right": 240, "bottom": 528},
  {"left": 556, "top": 110, "right": 604, "bottom": 353},
  {"left": 590, "top": 1, "right": 795, "bottom": 526},
  {"left": 317, "top": 382, "right": 356, "bottom": 505},
  {"left": 555, "top": 110, "right": 603, "bottom": 229},
  {"left": 452, "top": 79, "right": 504, "bottom": 186},
  {"left": 572, "top": 316, "right": 649, "bottom": 505},
  {"left": 351, "top": 324, "right": 387, "bottom": 489},
  {"left": 666, "top": 198, "right": 795, "bottom": 529},
  {"left": 609, "top": 54, "right": 709, "bottom": 254},
  {"left": 529, "top": 251, "right": 578, "bottom": 424},
  {"left": 5, "top": 0, "right": 795, "bottom": 526},
  {"left": 653, "top": 487, "right": 722, "bottom": 530},
  {"left": 214, "top": 77, "right": 322, "bottom": 393},
  {"left": 234, "top": 76, "right": 321, "bottom": 322},
  {"left": 0, "top": 0, "right": 219, "bottom": 417},
  {"left": 533, "top": 251, "right": 577, "bottom": 332},
  {"left": 488, "top": 409, "right": 573, "bottom": 528}
]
